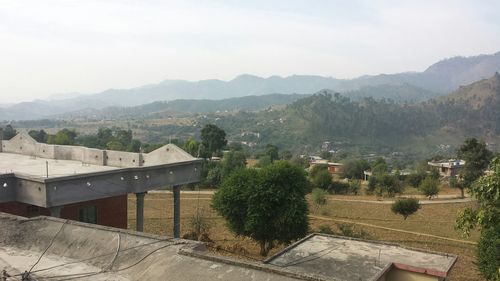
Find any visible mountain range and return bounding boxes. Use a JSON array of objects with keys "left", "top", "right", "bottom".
[{"left": 1, "top": 51, "right": 499, "bottom": 121}]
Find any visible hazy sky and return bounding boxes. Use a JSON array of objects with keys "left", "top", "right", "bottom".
[{"left": 1, "top": 0, "right": 500, "bottom": 103}]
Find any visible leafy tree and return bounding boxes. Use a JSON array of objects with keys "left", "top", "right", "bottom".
[
  {"left": 200, "top": 124, "right": 227, "bottom": 158},
  {"left": 183, "top": 138, "right": 200, "bottom": 157},
  {"left": 476, "top": 225, "right": 500, "bottom": 280},
  {"left": 265, "top": 144, "right": 279, "bottom": 163},
  {"left": 313, "top": 169, "right": 332, "bottom": 190},
  {"left": 457, "top": 138, "right": 493, "bottom": 198},
  {"left": 371, "top": 157, "right": 388, "bottom": 175},
  {"left": 369, "top": 173, "right": 403, "bottom": 197},
  {"left": 309, "top": 164, "right": 329, "bottom": 179},
  {"left": 106, "top": 140, "right": 126, "bottom": 151},
  {"left": 255, "top": 155, "right": 272, "bottom": 168},
  {"left": 28, "top": 129, "right": 48, "bottom": 143},
  {"left": 127, "top": 139, "right": 142, "bottom": 153},
  {"left": 48, "top": 128, "right": 77, "bottom": 145},
  {"left": 456, "top": 157, "right": 500, "bottom": 280},
  {"left": 419, "top": 176, "right": 440, "bottom": 199},
  {"left": 342, "top": 158, "right": 370, "bottom": 180},
  {"left": 220, "top": 150, "right": 247, "bottom": 179},
  {"left": 391, "top": 198, "right": 420, "bottom": 220},
  {"left": 2, "top": 125, "right": 17, "bottom": 140},
  {"left": 212, "top": 161, "right": 309, "bottom": 256}
]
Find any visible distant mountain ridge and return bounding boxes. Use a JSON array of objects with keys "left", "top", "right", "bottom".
[{"left": 1, "top": 51, "right": 499, "bottom": 120}]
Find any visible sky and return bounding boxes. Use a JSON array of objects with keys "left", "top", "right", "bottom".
[{"left": 1, "top": 0, "right": 500, "bottom": 103}]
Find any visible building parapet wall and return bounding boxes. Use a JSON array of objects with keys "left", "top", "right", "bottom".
[{"left": 1, "top": 133, "right": 194, "bottom": 169}]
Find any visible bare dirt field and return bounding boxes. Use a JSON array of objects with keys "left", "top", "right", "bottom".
[{"left": 127, "top": 192, "right": 483, "bottom": 281}]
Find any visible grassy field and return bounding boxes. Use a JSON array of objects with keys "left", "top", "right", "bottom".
[{"left": 127, "top": 192, "right": 483, "bottom": 281}]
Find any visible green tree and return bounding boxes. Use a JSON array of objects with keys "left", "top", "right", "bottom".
[
  {"left": 2, "top": 124, "right": 17, "bottom": 140},
  {"left": 313, "top": 169, "right": 332, "bottom": 190},
  {"left": 457, "top": 138, "right": 493, "bottom": 198},
  {"left": 342, "top": 158, "right": 370, "bottom": 180},
  {"left": 48, "top": 128, "right": 77, "bottom": 145},
  {"left": 369, "top": 173, "right": 403, "bottom": 197},
  {"left": 127, "top": 139, "right": 142, "bottom": 153},
  {"left": 220, "top": 150, "right": 247, "bottom": 179},
  {"left": 28, "top": 129, "right": 48, "bottom": 143},
  {"left": 371, "top": 157, "right": 388, "bottom": 175},
  {"left": 183, "top": 138, "right": 200, "bottom": 157},
  {"left": 212, "top": 161, "right": 309, "bottom": 256},
  {"left": 255, "top": 155, "right": 272, "bottom": 167},
  {"left": 106, "top": 140, "right": 126, "bottom": 151},
  {"left": 265, "top": 144, "right": 279, "bottom": 163},
  {"left": 391, "top": 198, "right": 420, "bottom": 220},
  {"left": 419, "top": 176, "right": 440, "bottom": 199},
  {"left": 456, "top": 157, "right": 500, "bottom": 280},
  {"left": 200, "top": 124, "right": 227, "bottom": 158}
]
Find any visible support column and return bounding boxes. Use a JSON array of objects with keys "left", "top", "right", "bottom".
[
  {"left": 49, "top": 206, "right": 62, "bottom": 218},
  {"left": 135, "top": 192, "right": 147, "bottom": 232},
  {"left": 173, "top": 185, "right": 181, "bottom": 238}
]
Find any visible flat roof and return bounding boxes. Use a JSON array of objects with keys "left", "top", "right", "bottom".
[
  {"left": 265, "top": 234, "right": 457, "bottom": 281},
  {"left": 0, "top": 213, "right": 311, "bottom": 281},
  {"left": 0, "top": 152, "right": 117, "bottom": 178}
]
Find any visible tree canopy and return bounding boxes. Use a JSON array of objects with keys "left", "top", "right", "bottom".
[
  {"left": 212, "top": 161, "right": 309, "bottom": 256},
  {"left": 456, "top": 157, "right": 500, "bottom": 280},
  {"left": 456, "top": 138, "right": 493, "bottom": 197},
  {"left": 200, "top": 124, "right": 227, "bottom": 158}
]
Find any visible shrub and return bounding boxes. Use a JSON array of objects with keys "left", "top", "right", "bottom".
[
  {"left": 330, "top": 181, "right": 350, "bottom": 194},
  {"left": 476, "top": 225, "right": 500, "bottom": 280},
  {"left": 311, "top": 188, "right": 328, "bottom": 208},
  {"left": 419, "top": 176, "right": 440, "bottom": 198},
  {"left": 391, "top": 198, "right": 420, "bottom": 220},
  {"left": 337, "top": 223, "right": 371, "bottom": 239},
  {"left": 349, "top": 179, "right": 361, "bottom": 195},
  {"left": 313, "top": 169, "right": 332, "bottom": 190},
  {"left": 317, "top": 225, "right": 334, "bottom": 235}
]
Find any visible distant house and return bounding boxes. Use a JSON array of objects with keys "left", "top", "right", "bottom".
[
  {"left": 428, "top": 160, "right": 465, "bottom": 178},
  {"left": 327, "top": 162, "right": 343, "bottom": 174},
  {"left": 364, "top": 170, "right": 372, "bottom": 181}
]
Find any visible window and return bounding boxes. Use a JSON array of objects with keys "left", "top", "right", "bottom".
[{"left": 78, "top": 205, "right": 97, "bottom": 224}]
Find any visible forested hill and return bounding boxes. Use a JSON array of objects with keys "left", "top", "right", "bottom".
[
  {"left": 212, "top": 74, "right": 500, "bottom": 154},
  {"left": 56, "top": 93, "right": 309, "bottom": 119}
]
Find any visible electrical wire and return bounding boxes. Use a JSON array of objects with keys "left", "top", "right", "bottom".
[
  {"left": 19, "top": 238, "right": 174, "bottom": 276},
  {"left": 38, "top": 241, "right": 187, "bottom": 281},
  {"left": 27, "top": 219, "right": 68, "bottom": 274}
]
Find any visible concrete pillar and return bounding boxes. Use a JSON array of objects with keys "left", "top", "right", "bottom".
[
  {"left": 49, "top": 206, "right": 62, "bottom": 218},
  {"left": 135, "top": 192, "right": 147, "bottom": 232},
  {"left": 173, "top": 185, "right": 181, "bottom": 238}
]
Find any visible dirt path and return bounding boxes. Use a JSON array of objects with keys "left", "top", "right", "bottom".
[
  {"left": 309, "top": 214, "right": 477, "bottom": 245},
  {"left": 326, "top": 197, "right": 474, "bottom": 205}
]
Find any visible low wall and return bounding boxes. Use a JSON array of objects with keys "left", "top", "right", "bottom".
[
  {"left": 53, "top": 145, "right": 85, "bottom": 161},
  {"left": 106, "top": 150, "right": 142, "bottom": 167}
]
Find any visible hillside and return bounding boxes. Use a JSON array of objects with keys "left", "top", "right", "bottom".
[
  {"left": 56, "top": 93, "right": 308, "bottom": 120},
  {"left": 204, "top": 74, "right": 500, "bottom": 156},
  {"left": 1, "top": 52, "right": 499, "bottom": 121}
]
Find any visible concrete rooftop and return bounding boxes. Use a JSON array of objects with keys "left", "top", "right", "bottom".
[
  {"left": 0, "top": 133, "right": 202, "bottom": 208},
  {"left": 0, "top": 213, "right": 316, "bottom": 281},
  {"left": 0, "top": 152, "right": 117, "bottom": 178},
  {"left": 265, "top": 234, "right": 457, "bottom": 281}
]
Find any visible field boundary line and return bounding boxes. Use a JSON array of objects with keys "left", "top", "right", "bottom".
[{"left": 309, "top": 215, "right": 477, "bottom": 245}]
